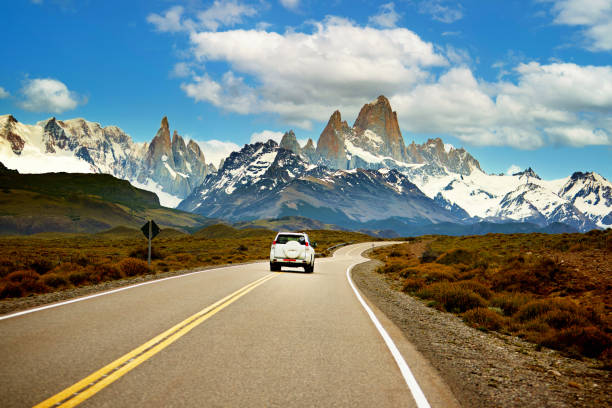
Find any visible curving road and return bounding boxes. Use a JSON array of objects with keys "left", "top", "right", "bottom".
[{"left": 0, "top": 243, "right": 459, "bottom": 407}]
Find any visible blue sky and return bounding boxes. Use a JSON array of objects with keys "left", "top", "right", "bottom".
[{"left": 1, "top": 0, "right": 611, "bottom": 179}]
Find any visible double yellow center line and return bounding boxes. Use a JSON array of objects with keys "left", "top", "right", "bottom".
[{"left": 35, "top": 273, "right": 279, "bottom": 408}]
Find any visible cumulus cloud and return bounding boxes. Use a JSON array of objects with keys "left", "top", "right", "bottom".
[
  {"left": 279, "top": 0, "right": 299, "bottom": 10},
  {"left": 548, "top": 0, "right": 612, "bottom": 51},
  {"left": 391, "top": 63, "right": 612, "bottom": 148},
  {"left": 195, "top": 139, "right": 241, "bottom": 168},
  {"left": 419, "top": 1, "right": 463, "bottom": 23},
  {"left": 160, "top": 13, "right": 612, "bottom": 150},
  {"left": 182, "top": 16, "right": 446, "bottom": 128},
  {"left": 369, "top": 3, "right": 401, "bottom": 28},
  {"left": 250, "top": 130, "right": 284, "bottom": 144},
  {"left": 18, "top": 78, "right": 83, "bottom": 114},
  {"left": 0, "top": 87, "right": 9, "bottom": 99},
  {"left": 148, "top": 1, "right": 257, "bottom": 33}
]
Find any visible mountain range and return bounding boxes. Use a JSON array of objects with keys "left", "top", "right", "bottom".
[{"left": 1, "top": 95, "right": 611, "bottom": 236}]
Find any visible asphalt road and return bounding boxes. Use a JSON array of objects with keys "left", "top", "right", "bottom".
[{"left": 0, "top": 242, "right": 459, "bottom": 407}]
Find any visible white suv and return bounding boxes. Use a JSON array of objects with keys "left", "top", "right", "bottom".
[{"left": 270, "top": 232, "right": 316, "bottom": 273}]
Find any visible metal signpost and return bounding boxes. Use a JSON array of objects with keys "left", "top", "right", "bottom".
[{"left": 141, "top": 220, "right": 161, "bottom": 266}]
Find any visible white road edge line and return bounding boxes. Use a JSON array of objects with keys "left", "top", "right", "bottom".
[
  {"left": 0, "top": 263, "right": 256, "bottom": 321},
  {"left": 346, "top": 259, "right": 432, "bottom": 408}
]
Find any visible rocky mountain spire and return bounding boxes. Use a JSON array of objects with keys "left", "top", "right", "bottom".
[
  {"left": 352, "top": 95, "right": 406, "bottom": 162},
  {"left": 0, "top": 115, "right": 26, "bottom": 155},
  {"left": 316, "top": 110, "right": 351, "bottom": 168},
  {"left": 145, "top": 116, "right": 173, "bottom": 168},
  {"left": 279, "top": 130, "right": 301, "bottom": 155}
]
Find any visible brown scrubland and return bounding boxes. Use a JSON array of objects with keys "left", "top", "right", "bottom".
[{"left": 371, "top": 230, "right": 612, "bottom": 367}]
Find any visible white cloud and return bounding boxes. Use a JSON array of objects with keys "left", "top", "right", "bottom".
[
  {"left": 391, "top": 63, "right": 612, "bottom": 149},
  {"left": 18, "top": 78, "right": 83, "bottom": 114},
  {"left": 147, "top": 1, "right": 257, "bottom": 33},
  {"left": 250, "top": 130, "right": 284, "bottom": 144},
  {"left": 506, "top": 164, "right": 522, "bottom": 175},
  {"left": 548, "top": 0, "right": 612, "bottom": 51},
  {"left": 171, "top": 62, "right": 193, "bottom": 78},
  {"left": 147, "top": 5, "right": 185, "bottom": 32},
  {"left": 369, "top": 3, "right": 401, "bottom": 28},
  {"left": 195, "top": 139, "right": 241, "bottom": 169},
  {"left": 161, "top": 14, "right": 612, "bottom": 150},
  {"left": 182, "top": 16, "right": 447, "bottom": 128},
  {"left": 279, "top": 0, "right": 299, "bottom": 11},
  {"left": 419, "top": 1, "right": 463, "bottom": 23},
  {"left": 0, "top": 87, "right": 9, "bottom": 99}
]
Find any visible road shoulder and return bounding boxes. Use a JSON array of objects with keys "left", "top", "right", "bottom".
[{"left": 351, "top": 258, "right": 612, "bottom": 408}]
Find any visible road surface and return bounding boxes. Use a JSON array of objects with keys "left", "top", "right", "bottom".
[{"left": 0, "top": 242, "right": 459, "bottom": 407}]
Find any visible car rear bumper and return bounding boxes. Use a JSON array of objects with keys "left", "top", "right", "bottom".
[{"left": 271, "top": 258, "right": 308, "bottom": 267}]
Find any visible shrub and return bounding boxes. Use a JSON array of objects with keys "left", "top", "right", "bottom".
[
  {"left": 0, "top": 282, "right": 22, "bottom": 299},
  {"left": 463, "top": 307, "right": 506, "bottom": 331},
  {"left": 68, "top": 271, "right": 89, "bottom": 286},
  {"left": 457, "top": 280, "right": 493, "bottom": 300},
  {"left": 490, "top": 292, "right": 533, "bottom": 316},
  {"left": 90, "top": 264, "right": 123, "bottom": 281},
  {"left": 6, "top": 270, "right": 40, "bottom": 283},
  {"left": 236, "top": 244, "right": 248, "bottom": 252},
  {"left": 437, "top": 249, "right": 476, "bottom": 266},
  {"left": 118, "top": 258, "right": 150, "bottom": 277},
  {"left": 50, "top": 262, "right": 84, "bottom": 275},
  {"left": 541, "top": 326, "right": 612, "bottom": 358},
  {"left": 29, "top": 259, "right": 54, "bottom": 275},
  {"left": 516, "top": 298, "right": 581, "bottom": 323},
  {"left": 416, "top": 282, "right": 487, "bottom": 313},
  {"left": 42, "top": 273, "right": 69, "bottom": 288},
  {"left": 402, "top": 277, "right": 426, "bottom": 293},
  {"left": 420, "top": 247, "right": 442, "bottom": 263},
  {"left": 128, "top": 247, "right": 164, "bottom": 260}
]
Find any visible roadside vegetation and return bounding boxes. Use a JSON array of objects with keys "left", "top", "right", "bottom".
[
  {"left": 0, "top": 224, "right": 373, "bottom": 300},
  {"left": 371, "top": 230, "right": 612, "bottom": 366}
]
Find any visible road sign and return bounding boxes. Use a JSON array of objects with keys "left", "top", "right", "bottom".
[{"left": 141, "top": 220, "right": 161, "bottom": 240}]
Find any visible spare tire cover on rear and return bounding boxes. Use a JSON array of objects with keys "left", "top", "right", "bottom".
[{"left": 283, "top": 240, "right": 305, "bottom": 259}]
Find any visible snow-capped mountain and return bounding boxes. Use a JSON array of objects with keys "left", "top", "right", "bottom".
[
  {"left": 178, "top": 140, "right": 461, "bottom": 228},
  {"left": 559, "top": 172, "right": 612, "bottom": 228},
  {"left": 0, "top": 114, "right": 214, "bottom": 207}
]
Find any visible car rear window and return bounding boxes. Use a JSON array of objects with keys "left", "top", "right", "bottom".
[{"left": 276, "top": 234, "right": 306, "bottom": 245}]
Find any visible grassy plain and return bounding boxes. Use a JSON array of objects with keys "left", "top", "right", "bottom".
[
  {"left": 371, "top": 230, "right": 612, "bottom": 365},
  {"left": 0, "top": 224, "right": 373, "bottom": 300}
]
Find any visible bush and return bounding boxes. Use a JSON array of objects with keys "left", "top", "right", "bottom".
[
  {"left": 457, "top": 280, "right": 493, "bottom": 300},
  {"left": 5, "top": 269, "right": 40, "bottom": 282},
  {"left": 0, "top": 282, "right": 22, "bottom": 299},
  {"left": 89, "top": 264, "right": 123, "bottom": 281},
  {"left": 128, "top": 247, "right": 164, "bottom": 261},
  {"left": 68, "top": 271, "right": 89, "bottom": 286},
  {"left": 437, "top": 249, "right": 476, "bottom": 266},
  {"left": 416, "top": 282, "right": 487, "bottom": 313},
  {"left": 118, "top": 258, "right": 150, "bottom": 277},
  {"left": 516, "top": 298, "right": 580, "bottom": 323},
  {"left": 463, "top": 307, "right": 506, "bottom": 331},
  {"left": 402, "top": 277, "right": 426, "bottom": 293},
  {"left": 541, "top": 326, "right": 612, "bottom": 358},
  {"left": 29, "top": 259, "right": 54, "bottom": 275},
  {"left": 420, "top": 247, "right": 442, "bottom": 263},
  {"left": 490, "top": 292, "right": 533, "bottom": 316},
  {"left": 42, "top": 273, "right": 69, "bottom": 288}
]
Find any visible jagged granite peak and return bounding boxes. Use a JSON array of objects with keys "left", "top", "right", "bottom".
[
  {"left": 0, "top": 115, "right": 25, "bottom": 155},
  {"left": 351, "top": 95, "right": 406, "bottom": 162},
  {"left": 407, "top": 138, "right": 482, "bottom": 175},
  {"left": 316, "top": 110, "right": 351, "bottom": 169},
  {"left": 513, "top": 167, "right": 541, "bottom": 180},
  {"left": 279, "top": 130, "right": 301, "bottom": 155},
  {"left": 301, "top": 138, "right": 317, "bottom": 162},
  {"left": 145, "top": 116, "right": 173, "bottom": 168}
]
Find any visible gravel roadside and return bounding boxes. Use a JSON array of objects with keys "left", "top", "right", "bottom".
[{"left": 351, "top": 258, "right": 612, "bottom": 408}]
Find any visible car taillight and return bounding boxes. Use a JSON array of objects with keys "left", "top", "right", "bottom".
[
  {"left": 305, "top": 242, "right": 309, "bottom": 247},
  {"left": 272, "top": 241, "right": 276, "bottom": 245}
]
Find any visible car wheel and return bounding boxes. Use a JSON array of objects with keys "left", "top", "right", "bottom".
[
  {"left": 305, "top": 264, "right": 313, "bottom": 273},
  {"left": 270, "top": 263, "right": 280, "bottom": 272}
]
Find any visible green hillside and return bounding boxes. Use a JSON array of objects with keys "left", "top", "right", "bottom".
[{"left": 0, "top": 163, "right": 215, "bottom": 235}]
